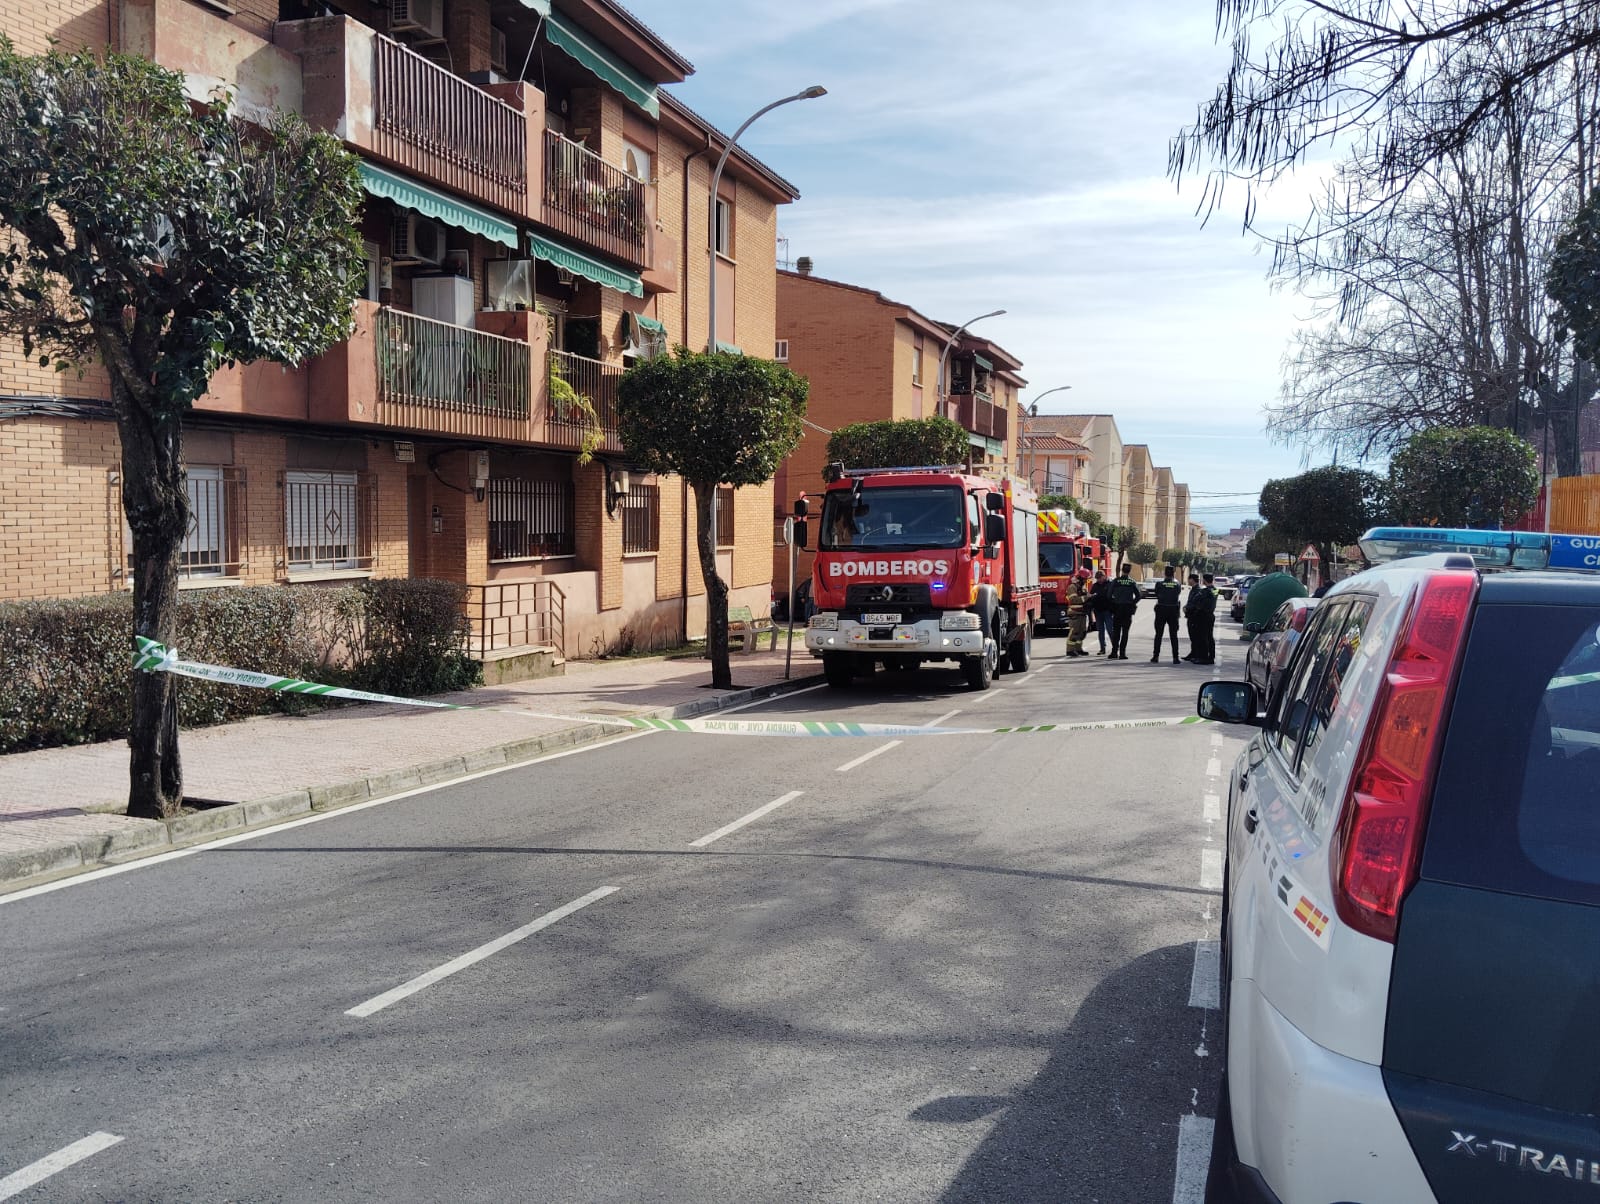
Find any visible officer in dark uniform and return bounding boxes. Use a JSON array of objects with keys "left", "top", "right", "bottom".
[
  {"left": 1151, "top": 564, "right": 1183, "bottom": 663},
  {"left": 1183, "top": 572, "right": 1203, "bottom": 660},
  {"left": 1107, "top": 564, "right": 1141, "bottom": 659},
  {"left": 1189, "top": 573, "right": 1219, "bottom": 664}
]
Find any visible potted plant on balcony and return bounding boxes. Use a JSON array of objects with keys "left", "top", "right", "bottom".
[{"left": 549, "top": 353, "right": 601, "bottom": 460}]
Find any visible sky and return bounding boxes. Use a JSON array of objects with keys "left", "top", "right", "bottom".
[{"left": 621, "top": 0, "right": 1324, "bottom": 533}]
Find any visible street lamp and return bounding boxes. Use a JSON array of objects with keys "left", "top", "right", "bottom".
[
  {"left": 705, "top": 86, "right": 825, "bottom": 556},
  {"left": 706, "top": 85, "right": 827, "bottom": 354},
  {"left": 936, "top": 308, "right": 1005, "bottom": 419},
  {"left": 1018, "top": 384, "right": 1072, "bottom": 478}
]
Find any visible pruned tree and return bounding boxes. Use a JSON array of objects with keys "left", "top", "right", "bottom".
[
  {"left": 618, "top": 348, "right": 807, "bottom": 689},
  {"left": 1259, "top": 466, "right": 1388, "bottom": 569},
  {"left": 1388, "top": 426, "right": 1540, "bottom": 527},
  {"left": 1161, "top": 547, "right": 1188, "bottom": 570},
  {"left": 1128, "top": 542, "right": 1159, "bottom": 569},
  {"left": 825, "top": 416, "right": 965, "bottom": 469},
  {"left": 0, "top": 44, "right": 365, "bottom": 818}
]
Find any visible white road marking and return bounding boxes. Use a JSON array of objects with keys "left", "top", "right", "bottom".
[
  {"left": 927, "top": 708, "right": 964, "bottom": 728},
  {"left": 835, "top": 741, "right": 902, "bottom": 772},
  {"left": 1188, "top": 940, "right": 1221, "bottom": 1009},
  {"left": 1171, "top": 1114, "right": 1216, "bottom": 1204},
  {"left": 1203, "top": 794, "right": 1221, "bottom": 822},
  {"left": 689, "top": 790, "right": 805, "bottom": 848},
  {"left": 1, "top": 684, "right": 828, "bottom": 906},
  {"left": 0, "top": 1133, "right": 124, "bottom": 1201},
  {"left": 346, "top": 886, "right": 618, "bottom": 1018},
  {"left": 1209, "top": 733, "right": 1224, "bottom": 748},
  {"left": 963, "top": 688, "right": 1005, "bottom": 705},
  {"left": 1200, "top": 849, "right": 1223, "bottom": 890},
  {"left": 1204, "top": 757, "right": 1222, "bottom": 778}
]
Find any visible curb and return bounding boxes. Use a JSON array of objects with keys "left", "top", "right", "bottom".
[{"left": 0, "top": 670, "right": 823, "bottom": 894}]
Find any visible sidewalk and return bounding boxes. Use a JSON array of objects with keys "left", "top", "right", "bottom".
[{"left": 0, "top": 645, "right": 821, "bottom": 890}]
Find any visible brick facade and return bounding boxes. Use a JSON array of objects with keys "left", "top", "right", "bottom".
[{"left": 0, "top": 0, "right": 794, "bottom": 651}]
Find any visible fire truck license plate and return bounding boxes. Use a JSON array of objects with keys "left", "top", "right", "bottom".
[{"left": 861, "top": 612, "right": 898, "bottom": 625}]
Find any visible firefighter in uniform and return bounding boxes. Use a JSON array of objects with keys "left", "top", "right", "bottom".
[
  {"left": 1064, "top": 571, "right": 1090, "bottom": 657},
  {"left": 1151, "top": 564, "right": 1184, "bottom": 663}
]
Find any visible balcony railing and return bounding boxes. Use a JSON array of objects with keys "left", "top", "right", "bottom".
[
  {"left": 464, "top": 580, "right": 566, "bottom": 656},
  {"left": 374, "top": 35, "right": 527, "bottom": 215},
  {"left": 547, "top": 349, "right": 623, "bottom": 453},
  {"left": 953, "top": 394, "right": 1010, "bottom": 442},
  {"left": 542, "top": 131, "right": 647, "bottom": 266},
  {"left": 377, "top": 308, "right": 530, "bottom": 418}
]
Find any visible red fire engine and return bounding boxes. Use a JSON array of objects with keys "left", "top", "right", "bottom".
[
  {"left": 803, "top": 466, "right": 1042, "bottom": 690},
  {"left": 1037, "top": 509, "right": 1104, "bottom": 630}
]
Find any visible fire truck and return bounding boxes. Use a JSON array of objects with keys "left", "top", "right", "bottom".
[
  {"left": 1037, "top": 509, "right": 1104, "bottom": 630},
  {"left": 803, "top": 466, "right": 1042, "bottom": 690}
]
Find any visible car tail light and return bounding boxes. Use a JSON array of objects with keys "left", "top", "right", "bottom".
[{"left": 1330, "top": 571, "right": 1475, "bottom": 942}]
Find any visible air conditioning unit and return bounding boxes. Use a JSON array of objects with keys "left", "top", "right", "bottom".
[
  {"left": 392, "top": 212, "right": 446, "bottom": 267},
  {"left": 391, "top": 0, "right": 444, "bottom": 40},
  {"left": 490, "top": 26, "right": 508, "bottom": 74}
]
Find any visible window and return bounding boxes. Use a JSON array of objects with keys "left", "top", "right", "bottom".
[
  {"left": 820, "top": 486, "right": 966, "bottom": 551},
  {"left": 714, "top": 197, "right": 733, "bottom": 257},
  {"left": 1269, "top": 598, "right": 1374, "bottom": 796},
  {"left": 124, "top": 465, "right": 244, "bottom": 580},
  {"left": 911, "top": 345, "right": 923, "bottom": 386},
  {"left": 488, "top": 476, "right": 575, "bottom": 561},
  {"left": 1297, "top": 599, "right": 1371, "bottom": 770},
  {"left": 284, "top": 471, "right": 373, "bottom": 573},
  {"left": 622, "top": 483, "right": 660, "bottom": 554},
  {"left": 1271, "top": 600, "right": 1349, "bottom": 763},
  {"left": 774, "top": 339, "right": 789, "bottom": 362},
  {"left": 715, "top": 485, "right": 735, "bottom": 547}
]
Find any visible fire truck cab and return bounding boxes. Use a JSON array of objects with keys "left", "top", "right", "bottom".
[{"left": 804, "top": 467, "right": 1042, "bottom": 691}]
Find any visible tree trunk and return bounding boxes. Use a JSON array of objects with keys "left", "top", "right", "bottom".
[
  {"left": 117, "top": 390, "right": 188, "bottom": 819},
  {"left": 693, "top": 481, "right": 732, "bottom": 689}
]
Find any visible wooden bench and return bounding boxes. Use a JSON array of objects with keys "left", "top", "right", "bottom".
[{"left": 727, "top": 605, "right": 778, "bottom": 653}]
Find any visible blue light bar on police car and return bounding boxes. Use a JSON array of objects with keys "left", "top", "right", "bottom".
[{"left": 1358, "top": 527, "right": 1600, "bottom": 571}]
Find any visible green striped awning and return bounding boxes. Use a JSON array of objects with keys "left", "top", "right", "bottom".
[
  {"left": 358, "top": 162, "right": 518, "bottom": 249},
  {"left": 529, "top": 233, "right": 644, "bottom": 297},
  {"left": 514, "top": 0, "right": 550, "bottom": 11},
  {"left": 715, "top": 341, "right": 744, "bottom": 355},
  {"left": 636, "top": 315, "right": 667, "bottom": 335},
  {"left": 546, "top": 12, "right": 659, "bottom": 117},
  {"left": 973, "top": 354, "right": 994, "bottom": 372}
]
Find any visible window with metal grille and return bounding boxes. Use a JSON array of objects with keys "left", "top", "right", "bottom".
[
  {"left": 488, "top": 476, "right": 575, "bottom": 561},
  {"left": 123, "top": 465, "right": 246, "bottom": 580},
  {"left": 283, "top": 470, "right": 375, "bottom": 573},
  {"left": 715, "top": 485, "right": 734, "bottom": 547},
  {"left": 622, "top": 483, "right": 660, "bottom": 554}
]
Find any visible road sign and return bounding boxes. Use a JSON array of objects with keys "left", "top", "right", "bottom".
[
  {"left": 1274, "top": 552, "right": 1292, "bottom": 565},
  {"left": 782, "top": 516, "right": 796, "bottom": 546}
]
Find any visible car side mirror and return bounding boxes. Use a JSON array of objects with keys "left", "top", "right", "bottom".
[{"left": 1198, "top": 681, "right": 1260, "bottom": 725}]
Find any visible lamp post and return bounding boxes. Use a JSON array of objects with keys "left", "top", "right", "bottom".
[
  {"left": 706, "top": 86, "right": 826, "bottom": 355},
  {"left": 705, "top": 86, "right": 825, "bottom": 557},
  {"left": 1019, "top": 384, "right": 1072, "bottom": 479},
  {"left": 936, "top": 309, "right": 1005, "bottom": 420}
]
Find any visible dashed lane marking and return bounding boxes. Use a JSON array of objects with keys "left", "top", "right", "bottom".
[
  {"left": 1210, "top": 733, "right": 1224, "bottom": 748},
  {"left": 345, "top": 886, "right": 619, "bottom": 1018},
  {"left": 1171, "top": 1114, "right": 1216, "bottom": 1204},
  {"left": 963, "top": 688, "right": 1005, "bottom": 706},
  {"left": 1188, "top": 940, "right": 1221, "bottom": 1009},
  {"left": 689, "top": 790, "right": 805, "bottom": 848},
  {"left": 0, "top": 1133, "right": 124, "bottom": 1201},
  {"left": 1200, "top": 849, "right": 1223, "bottom": 891},
  {"left": 1204, "top": 757, "right": 1222, "bottom": 778},
  {"left": 835, "top": 741, "right": 901, "bottom": 773},
  {"left": 1203, "top": 794, "right": 1221, "bottom": 823}
]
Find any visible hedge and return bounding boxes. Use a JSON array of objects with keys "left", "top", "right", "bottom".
[{"left": 0, "top": 579, "right": 480, "bottom": 754}]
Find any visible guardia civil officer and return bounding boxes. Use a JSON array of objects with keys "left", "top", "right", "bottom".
[
  {"left": 1107, "top": 564, "right": 1140, "bottom": 659},
  {"left": 1150, "top": 564, "right": 1183, "bottom": 663},
  {"left": 1188, "top": 573, "right": 1218, "bottom": 664}
]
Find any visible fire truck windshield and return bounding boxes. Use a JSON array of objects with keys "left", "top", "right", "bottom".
[
  {"left": 1039, "top": 543, "right": 1078, "bottom": 575},
  {"left": 820, "top": 486, "right": 966, "bottom": 551}
]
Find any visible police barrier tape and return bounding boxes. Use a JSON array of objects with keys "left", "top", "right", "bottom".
[{"left": 132, "top": 637, "right": 1206, "bottom": 738}]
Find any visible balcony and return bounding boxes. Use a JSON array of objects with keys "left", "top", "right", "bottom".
[
  {"left": 952, "top": 394, "right": 1010, "bottom": 443},
  {"left": 542, "top": 131, "right": 647, "bottom": 267},
  {"left": 281, "top": 18, "right": 540, "bottom": 220},
  {"left": 377, "top": 308, "right": 529, "bottom": 420},
  {"left": 547, "top": 350, "right": 624, "bottom": 453}
]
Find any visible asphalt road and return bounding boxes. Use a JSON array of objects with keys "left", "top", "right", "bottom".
[{"left": 0, "top": 619, "right": 1252, "bottom": 1203}]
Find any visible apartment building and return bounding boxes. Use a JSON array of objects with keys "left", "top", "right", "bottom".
[
  {"left": 1016, "top": 423, "right": 1091, "bottom": 499},
  {"left": 772, "top": 267, "right": 1025, "bottom": 589},
  {"left": 0, "top": 0, "right": 798, "bottom": 659},
  {"left": 1022, "top": 414, "right": 1125, "bottom": 528}
]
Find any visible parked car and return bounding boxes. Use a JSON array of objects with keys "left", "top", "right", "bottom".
[
  {"left": 1139, "top": 578, "right": 1158, "bottom": 599},
  {"left": 1243, "top": 597, "right": 1317, "bottom": 701},
  {"left": 1228, "top": 574, "right": 1262, "bottom": 623},
  {"left": 1196, "top": 528, "right": 1600, "bottom": 1204}
]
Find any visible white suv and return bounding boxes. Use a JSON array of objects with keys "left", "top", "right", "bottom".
[{"left": 1197, "top": 532, "right": 1600, "bottom": 1204}]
